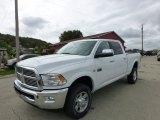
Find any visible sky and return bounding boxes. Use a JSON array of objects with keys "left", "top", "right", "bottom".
[{"left": 0, "top": 0, "right": 160, "bottom": 50}]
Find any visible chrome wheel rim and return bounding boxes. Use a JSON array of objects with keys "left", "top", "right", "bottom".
[
  {"left": 74, "top": 91, "right": 89, "bottom": 113},
  {"left": 133, "top": 70, "right": 137, "bottom": 81}
]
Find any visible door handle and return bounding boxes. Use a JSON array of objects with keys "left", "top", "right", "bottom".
[
  {"left": 110, "top": 60, "right": 115, "bottom": 63},
  {"left": 97, "top": 68, "right": 102, "bottom": 72}
]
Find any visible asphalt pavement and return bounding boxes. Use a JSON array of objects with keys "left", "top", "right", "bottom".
[{"left": 0, "top": 56, "right": 160, "bottom": 120}]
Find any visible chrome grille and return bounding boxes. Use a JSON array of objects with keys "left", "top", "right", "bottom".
[
  {"left": 24, "top": 77, "right": 38, "bottom": 87},
  {"left": 16, "top": 66, "right": 22, "bottom": 73},
  {"left": 16, "top": 72, "right": 21, "bottom": 81},
  {"left": 23, "top": 68, "right": 35, "bottom": 77},
  {"left": 16, "top": 66, "right": 38, "bottom": 87}
]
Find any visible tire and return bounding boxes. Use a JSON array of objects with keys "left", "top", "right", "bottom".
[
  {"left": 10, "top": 63, "right": 16, "bottom": 69},
  {"left": 127, "top": 67, "right": 138, "bottom": 84},
  {"left": 64, "top": 83, "right": 92, "bottom": 119}
]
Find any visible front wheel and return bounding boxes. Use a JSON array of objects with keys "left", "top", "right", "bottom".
[
  {"left": 64, "top": 83, "right": 92, "bottom": 119},
  {"left": 127, "top": 67, "right": 138, "bottom": 84}
]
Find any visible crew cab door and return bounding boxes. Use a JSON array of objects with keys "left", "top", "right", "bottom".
[
  {"left": 94, "top": 41, "right": 116, "bottom": 87},
  {"left": 108, "top": 41, "right": 127, "bottom": 77}
]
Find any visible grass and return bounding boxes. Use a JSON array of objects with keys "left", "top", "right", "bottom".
[{"left": 0, "top": 68, "right": 15, "bottom": 77}]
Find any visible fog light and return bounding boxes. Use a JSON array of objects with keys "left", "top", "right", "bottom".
[{"left": 44, "top": 96, "right": 55, "bottom": 103}]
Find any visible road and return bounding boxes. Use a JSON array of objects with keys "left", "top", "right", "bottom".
[{"left": 0, "top": 56, "right": 160, "bottom": 120}]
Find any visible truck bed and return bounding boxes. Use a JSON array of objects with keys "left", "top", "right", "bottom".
[{"left": 126, "top": 53, "right": 141, "bottom": 75}]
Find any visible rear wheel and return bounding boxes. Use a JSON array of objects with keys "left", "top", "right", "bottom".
[
  {"left": 64, "top": 83, "right": 92, "bottom": 119},
  {"left": 127, "top": 67, "right": 138, "bottom": 84}
]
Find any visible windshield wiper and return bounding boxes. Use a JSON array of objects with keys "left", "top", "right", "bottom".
[
  {"left": 60, "top": 53, "right": 73, "bottom": 54},
  {"left": 57, "top": 53, "right": 79, "bottom": 55}
]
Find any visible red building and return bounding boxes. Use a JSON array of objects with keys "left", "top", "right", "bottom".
[{"left": 48, "top": 31, "right": 125, "bottom": 52}]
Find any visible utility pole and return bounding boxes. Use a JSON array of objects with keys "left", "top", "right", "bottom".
[
  {"left": 141, "top": 24, "right": 144, "bottom": 56},
  {"left": 15, "top": 0, "right": 20, "bottom": 61}
]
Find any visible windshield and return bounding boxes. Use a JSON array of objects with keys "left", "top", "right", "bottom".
[
  {"left": 57, "top": 41, "right": 97, "bottom": 56},
  {"left": 20, "top": 55, "right": 26, "bottom": 59}
]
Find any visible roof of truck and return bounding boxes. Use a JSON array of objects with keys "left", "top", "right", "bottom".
[{"left": 72, "top": 38, "right": 121, "bottom": 43}]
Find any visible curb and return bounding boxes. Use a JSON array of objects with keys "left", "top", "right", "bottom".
[{"left": 0, "top": 74, "right": 16, "bottom": 79}]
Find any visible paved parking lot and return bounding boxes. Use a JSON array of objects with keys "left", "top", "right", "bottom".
[{"left": 0, "top": 56, "right": 160, "bottom": 120}]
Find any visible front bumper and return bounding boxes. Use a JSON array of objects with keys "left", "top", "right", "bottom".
[
  {"left": 14, "top": 79, "right": 68, "bottom": 109},
  {"left": 6, "top": 63, "right": 12, "bottom": 67}
]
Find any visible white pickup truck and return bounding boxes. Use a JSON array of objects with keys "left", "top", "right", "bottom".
[{"left": 14, "top": 39, "right": 141, "bottom": 119}]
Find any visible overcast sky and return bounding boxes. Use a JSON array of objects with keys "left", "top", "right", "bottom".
[{"left": 0, "top": 0, "right": 160, "bottom": 50}]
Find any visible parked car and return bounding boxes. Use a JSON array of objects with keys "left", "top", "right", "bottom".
[
  {"left": 6, "top": 54, "right": 39, "bottom": 68},
  {"left": 144, "top": 51, "right": 154, "bottom": 56},
  {"left": 157, "top": 51, "right": 160, "bottom": 61},
  {"left": 14, "top": 39, "right": 141, "bottom": 119}
]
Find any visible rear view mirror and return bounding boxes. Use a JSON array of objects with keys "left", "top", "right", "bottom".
[{"left": 95, "top": 49, "right": 114, "bottom": 58}]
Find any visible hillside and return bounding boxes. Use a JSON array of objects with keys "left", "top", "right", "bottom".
[
  {"left": 0, "top": 33, "right": 50, "bottom": 48},
  {"left": 0, "top": 33, "right": 51, "bottom": 57}
]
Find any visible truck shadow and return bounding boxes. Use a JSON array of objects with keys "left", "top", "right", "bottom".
[
  {"left": 91, "top": 78, "right": 138, "bottom": 109},
  {"left": 23, "top": 78, "right": 142, "bottom": 120}
]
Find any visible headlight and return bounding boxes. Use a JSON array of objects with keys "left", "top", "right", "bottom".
[{"left": 41, "top": 73, "right": 67, "bottom": 87}]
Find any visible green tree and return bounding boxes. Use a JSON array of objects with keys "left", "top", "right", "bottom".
[
  {"left": 59, "top": 30, "right": 83, "bottom": 42},
  {"left": 6, "top": 45, "right": 15, "bottom": 57}
]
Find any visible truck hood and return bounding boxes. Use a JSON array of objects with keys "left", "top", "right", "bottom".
[{"left": 17, "top": 54, "right": 86, "bottom": 74}]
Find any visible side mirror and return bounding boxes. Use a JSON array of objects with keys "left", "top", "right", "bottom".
[{"left": 95, "top": 49, "right": 114, "bottom": 58}]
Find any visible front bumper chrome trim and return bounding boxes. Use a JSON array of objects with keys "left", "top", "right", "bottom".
[{"left": 14, "top": 79, "right": 68, "bottom": 109}]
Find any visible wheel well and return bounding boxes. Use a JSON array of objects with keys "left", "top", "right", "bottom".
[
  {"left": 133, "top": 62, "right": 138, "bottom": 68},
  {"left": 70, "top": 76, "right": 93, "bottom": 91}
]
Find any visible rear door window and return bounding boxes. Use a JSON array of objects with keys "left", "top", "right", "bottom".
[{"left": 108, "top": 41, "right": 123, "bottom": 55}]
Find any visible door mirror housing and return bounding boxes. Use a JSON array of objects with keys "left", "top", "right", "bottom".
[{"left": 95, "top": 49, "right": 114, "bottom": 58}]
